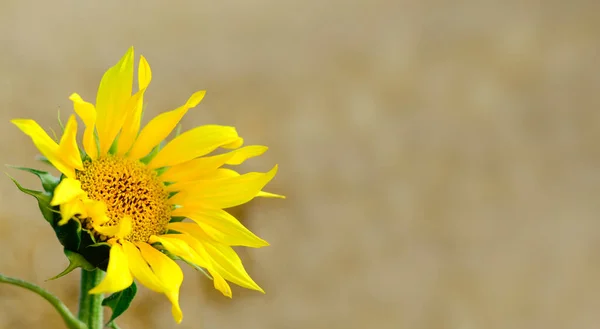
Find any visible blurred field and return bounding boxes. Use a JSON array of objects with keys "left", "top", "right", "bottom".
[{"left": 1, "top": 0, "right": 600, "bottom": 328}]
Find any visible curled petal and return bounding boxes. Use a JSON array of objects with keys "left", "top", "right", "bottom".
[
  {"left": 89, "top": 243, "right": 133, "bottom": 294},
  {"left": 82, "top": 200, "right": 110, "bottom": 225},
  {"left": 57, "top": 199, "right": 86, "bottom": 226},
  {"left": 153, "top": 234, "right": 233, "bottom": 298},
  {"left": 51, "top": 178, "right": 86, "bottom": 206},
  {"left": 11, "top": 119, "right": 81, "bottom": 178},
  {"left": 69, "top": 93, "right": 97, "bottom": 159},
  {"left": 137, "top": 242, "right": 184, "bottom": 323},
  {"left": 121, "top": 241, "right": 163, "bottom": 293},
  {"left": 93, "top": 216, "right": 132, "bottom": 240}
]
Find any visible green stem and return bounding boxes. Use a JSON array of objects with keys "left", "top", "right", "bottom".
[
  {"left": 78, "top": 269, "right": 104, "bottom": 329},
  {"left": 0, "top": 273, "right": 86, "bottom": 329}
]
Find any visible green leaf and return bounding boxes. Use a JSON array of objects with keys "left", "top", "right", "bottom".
[
  {"left": 107, "top": 322, "right": 123, "bottom": 329},
  {"left": 7, "top": 166, "right": 60, "bottom": 193},
  {"left": 8, "top": 175, "right": 57, "bottom": 224},
  {"left": 54, "top": 218, "right": 82, "bottom": 251},
  {"left": 102, "top": 282, "right": 137, "bottom": 326},
  {"left": 47, "top": 249, "right": 95, "bottom": 281}
]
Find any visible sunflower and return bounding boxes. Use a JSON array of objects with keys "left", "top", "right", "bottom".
[{"left": 11, "top": 47, "right": 282, "bottom": 323}]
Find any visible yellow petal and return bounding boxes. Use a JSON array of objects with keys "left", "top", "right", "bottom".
[
  {"left": 127, "top": 90, "right": 206, "bottom": 160},
  {"left": 69, "top": 93, "right": 98, "bottom": 159},
  {"left": 256, "top": 191, "right": 286, "bottom": 199},
  {"left": 200, "top": 240, "right": 264, "bottom": 293},
  {"left": 82, "top": 199, "right": 110, "bottom": 225},
  {"left": 115, "top": 88, "right": 147, "bottom": 155},
  {"left": 57, "top": 199, "right": 86, "bottom": 226},
  {"left": 222, "top": 137, "right": 244, "bottom": 149},
  {"left": 11, "top": 119, "right": 78, "bottom": 178},
  {"left": 58, "top": 115, "right": 84, "bottom": 171},
  {"left": 167, "top": 222, "right": 210, "bottom": 239},
  {"left": 150, "top": 235, "right": 208, "bottom": 268},
  {"left": 51, "top": 178, "right": 86, "bottom": 206},
  {"left": 117, "top": 56, "right": 152, "bottom": 155},
  {"left": 159, "top": 154, "right": 235, "bottom": 183},
  {"left": 137, "top": 242, "right": 184, "bottom": 323},
  {"left": 147, "top": 125, "right": 239, "bottom": 169},
  {"left": 203, "top": 168, "right": 239, "bottom": 180},
  {"left": 159, "top": 145, "right": 267, "bottom": 183},
  {"left": 138, "top": 55, "right": 152, "bottom": 90},
  {"left": 170, "top": 165, "right": 278, "bottom": 209},
  {"left": 166, "top": 168, "right": 239, "bottom": 192},
  {"left": 224, "top": 145, "right": 267, "bottom": 165},
  {"left": 121, "top": 241, "right": 163, "bottom": 292},
  {"left": 169, "top": 209, "right": 269, "bottom": 248},
  {"left": 213, "top": 274, "right": 232, "bottom": 298},
  {"left": 95, "top": 47, "right": 135, "bottom": 155},
  {"left": 155, "top": 234, "right": 232, "bottom": 297},
  {"left": 93, "top": 216, "right": 133, "bottom": 239},
  {"left": 171, "top": 234, "right": 263, "bottom": 293},
  {"left": 89, "top": 243, "right": 133, "bottom": 294}
]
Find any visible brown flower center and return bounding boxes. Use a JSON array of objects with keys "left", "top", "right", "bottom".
[{"left": 76, "top": 156, "right": 171, "bottom": 242}]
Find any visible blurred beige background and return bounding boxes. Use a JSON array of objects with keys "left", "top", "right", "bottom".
[{"left": 1, "top": 0, "right": 600, "bottom": 328}]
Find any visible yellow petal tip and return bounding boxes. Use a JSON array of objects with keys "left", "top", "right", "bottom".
[
  {"left": 57, "top": 218, "right": 71, "bottom": 226},
  {"left": 69, "top": 93, "right": 83, "bottom": 101},
  {"left": 223, "top": 137, "right": 244, "bottom": 149},
  {"left": 187, "top": 90, "right": 206, "bottom": 108},
  {"left": 257, "top": 191, "right": 286, "bottom": 199}
]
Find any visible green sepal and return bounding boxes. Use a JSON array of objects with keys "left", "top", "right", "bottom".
[
  {"left": 47, "top": 249, "right": 95, "bottom": 281},
  {"left": 181, "top": 258, "right": 213, "bottom": 280},
  {"left": 155, "top": 167, "right": 169, "bottom": 176},
  {"left": 169, "top": 216, "right": 186, "bottom": 223},
  {"left": 7, "top": 166, "right": 60, "bottom": 193},
  {"left": 174, "top": 123, "right": 182, "bottom": 137},
  {"left": 160, "top": 247, "right": 213, "bottom": 280},
  {"left": 108, "top": 133, "right": 120, "bottom": 155},
  {"left": 54, "top": 218, "right": 82, "bottom": 251},
  {"left": 102, "top": 282, "right": 137, "bottom": 326},
  {"left": 7, "top": 175, "right": 57, "bottom": 224},
  {"left": 35, "top": 155, "right": 54, "bottom": 166},
  {"left": 80, "top": 241, "right": 111, "bottom": 271},
  {"left": 57, "top": 109, "right": 65, "bottom": 131},
  {"left": 139, "top": 140, "right": 165, "bottom": 164}
]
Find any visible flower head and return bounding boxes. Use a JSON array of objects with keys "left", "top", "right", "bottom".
[{"left": 11, "top": 47, "right": 282, "bottom": 323}]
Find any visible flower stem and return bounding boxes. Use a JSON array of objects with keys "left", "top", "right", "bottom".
[
  {"left": 78, "top": 269, "right": 104, "bottom": 329},
  {"left": 0, "top": 273, "right": 86, "bottom": 329}
]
